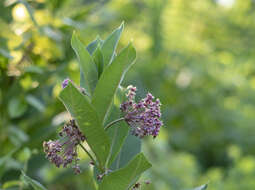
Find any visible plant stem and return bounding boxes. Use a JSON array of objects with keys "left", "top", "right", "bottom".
[
  {"left": 104, "top": 117, "right": 125, "bottom": 131},
  {"left": 79, "top": 143, "right": 100, "bottom": 169}
]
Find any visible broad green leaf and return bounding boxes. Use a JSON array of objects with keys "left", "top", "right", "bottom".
[
  {"left": 0, "top": 48, "right": 12, "bottom": 59},
  {"left": 87, "top": 35, "right": 103, "bottom": 55},
  {"left": 105, "top": 87, "right": 129, "bottom": 168},
  {"left": 8, "top": 126, "right": 29, "bottom": 146},
  {"left": 190, "top": 184, "right": 208, "bottom": 190},
  {"left": 8, "top": 98, "right": 28, "bottom": 118},
  {"left": 71, "top": 32, "right": 98, "bottom": 96},
  {"left": 2, "top": 180, "right": 20, "bottom": 189},
  {"left": 21, "top": 171, "right": 47, "bottom": 190},
  {"left": 92, "top": 43, "right": 136, "bottom": 125},
  {"left": 111, "top": 131, "right": 141, "bottom": 170},
  {"left": 59, "top": 82, "right": 110, "bottom": 166},
  {"left": 0, "top": 148, "right": 18, "bottom": 178},
  {"left": 26, "top": 95, "right": 45, "bottom": 112},
  {"left": 101, "top": 22, "right": 124, "bottom": 67},
  {"left": 98, "top": 153, "right": 152, "bottom": 190},
  {"left": 81, "top": 168, "right": 97, "bottom": 190},
  {"left": 93, "top": 46, "right": 104, "bottom": 78}
]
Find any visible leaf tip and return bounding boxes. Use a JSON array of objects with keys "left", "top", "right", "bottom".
[
  {"left": 71, "top": 30, "right": 77, "bottom": 38},
  {"left": 127, "top": 42, "right": 136, "bottom": 57},
  {"left": 96, "top": 35, "right": 101, "bottom": 41},
  {"left": 120, "top": 21, "right": 125, "bottom": 30},
  {"left": 71, "top": 31, "right": 78, "bottom": 46},
  {"left": 21, "top": 170, "right": 25, "bottom": 176}
]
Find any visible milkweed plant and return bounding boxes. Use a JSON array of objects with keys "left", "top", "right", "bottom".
[{"left": 41, "top": 23, "right": 207, "bottom": 190}]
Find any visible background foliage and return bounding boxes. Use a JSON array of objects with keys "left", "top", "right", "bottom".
[{"left": 1, "top": 0, "right": 255, "bottom": 189}]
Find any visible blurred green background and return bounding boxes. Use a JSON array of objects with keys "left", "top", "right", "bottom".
[{"left": 1, "top": 0, "right": 255, "bottom": 189}]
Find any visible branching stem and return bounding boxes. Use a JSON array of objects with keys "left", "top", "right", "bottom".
[{"left": 104, "top": 117, "right": 125, "bottom": 131}]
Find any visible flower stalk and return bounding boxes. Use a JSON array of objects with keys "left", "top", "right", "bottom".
[
  {"left": 79, "top": 143, "right": 103, "bottom": 172},
  {"left": 104, "top": 117, "right": 125, "bottom": 131}
]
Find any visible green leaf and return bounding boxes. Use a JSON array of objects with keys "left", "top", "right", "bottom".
[
  {"left": 98, "top": 153, "right": 152, "bottom": 190},
  {"left": 92, "top": 43, "right": 136, "bottom": 125},
  {"left": 105, "top": 87, "right": 129, "bottom": 168},
  {"left": 2, "top": 180, "right": 20, "bottom": 189},
  {"left": 59, "top": 82, "right": 110, "bottom": 167},
  {"left": 87, "top": 35, "right": 103, "bottom": 55},
  {"left": 93, "top": 46, "right": 104, "bottom": 78},
  {"left": 101, "top": 22, "right": 124, "bottom": 67},
  {"left": 0, "top": 48, "right": 13, "bottom": 59},
  {"left": 21, "top": 171, "right": 47, "bottom": 190},
  {"left": 8, "top": 98, "right": 28, "bottom": 118},
  {"left": 71, "top": 32, "right": 98, "bottom": 96},
  {"left": 8, "top": 126, "right": 29, "bottom": 146},
  {"left": 26, "top": 95, "right": 45, "bottom": 112},
  {"left": 111, "top": 131, "right": 141, "bottom": 170},
  {"left": 0, "top": 148, "right": 19, "bottom": 178},
  {"left": 191, "top": 184, "right": 208, "bottom": 190}
]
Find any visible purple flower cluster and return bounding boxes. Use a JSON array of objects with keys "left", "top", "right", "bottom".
[
  {"left": 43, "top": 119, "right": 86, "bottom": 174},
  {"left": 120, "top": 85, "right": 163, "bottom": 138}
]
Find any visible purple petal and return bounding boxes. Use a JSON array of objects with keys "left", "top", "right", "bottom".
[{"left": 62, "top": 78, "right": 70, "bottom": 88}]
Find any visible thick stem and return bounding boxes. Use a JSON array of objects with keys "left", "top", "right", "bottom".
[{"left": 104, "top": 117, "right": 125, "bottom": 131}]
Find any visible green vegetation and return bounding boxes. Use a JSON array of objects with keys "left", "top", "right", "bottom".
[{"left": 1, "top": 0, "right": 255, "bottom": 189}]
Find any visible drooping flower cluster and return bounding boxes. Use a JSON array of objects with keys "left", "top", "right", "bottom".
[
  {"left": 120, "top": 85, "right": 163, "bottom": 138},
  {"left": 43, "top": 119, "right": 86, "bottom": 174}
]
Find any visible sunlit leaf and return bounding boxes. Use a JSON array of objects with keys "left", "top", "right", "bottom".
[
  {"left": 92, "top": 43, "right": 136, "bottom": 125},
  {"left": 101, "top": 22, "right": 124, "bottom": 67},
  {"left": 2, "top": 180, "right": 20, "bottom": 189},
  {"left": 19, "top": 0, "right": 40, "bottom": 30}
]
